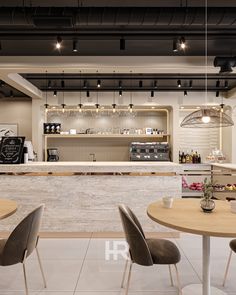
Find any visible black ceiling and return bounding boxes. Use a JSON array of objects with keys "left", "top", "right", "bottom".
[
  {"left": 21, "top": 73, "right": 235, "bottom": 94},
  {"left": 0, "top": 80, "right": 29, "bottom": 99},
  {"left": 0, "top": 2, "right": 236, "bottom": 56}
]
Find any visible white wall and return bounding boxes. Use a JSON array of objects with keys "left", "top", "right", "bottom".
[{"left": 0, "top": 100, "right": 32, "bottom": 140}]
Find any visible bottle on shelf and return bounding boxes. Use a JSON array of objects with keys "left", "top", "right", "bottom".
[{"left": 179, "top": 150, "right": 201, "bottom": 164}]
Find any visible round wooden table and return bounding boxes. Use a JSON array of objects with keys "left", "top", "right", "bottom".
[
  {"left": 147, "top": 198, "right": 236, "bottom": 295},
  {"left": 0, "top": 199, "right": 17, "bottom": 219}
]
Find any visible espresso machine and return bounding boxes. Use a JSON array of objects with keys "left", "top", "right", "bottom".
[
  {"left": 47, "top": 148, "right": 59, "bottom": 162},
  {"left": 130, "top": 142, "right": 170, "bottom": 161}
]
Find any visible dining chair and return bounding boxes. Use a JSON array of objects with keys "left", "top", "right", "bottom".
[
  {"left": 118, "top": 204, "right": 182, "bottom": 295},
  {"left": 0, "top": 204, "right": 46, "bottom": 295},
  {"left": 222, "top": 239, "right": 236, "bottom": 286}
]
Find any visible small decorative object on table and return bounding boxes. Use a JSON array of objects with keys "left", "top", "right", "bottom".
[{"left": 200, "top": 178, "right": 215, "bottom": 213}]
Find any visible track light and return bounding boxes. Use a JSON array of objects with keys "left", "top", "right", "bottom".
[
  {"left": 61, "top": 80, "right": 65, "bottom": 88},
  {"left": 151, "top": 90, "right": 154, "bottom": 97},
  {"left": 184, "top": 90, "right": 188, "bottom": 96},
  {"left": 177, "top": 80, "right": 181, "bottom": 88},
  {"left": 216, "top": 90, "right": 220, "bottom": 97},
  {"left": 139, "top": 80, "right": 143, "bottom": 88},
  {"left": 10, "top": 90, "right": 13, "bottom": 97},
  {"left": 95, "top": 103, "right": 100, "bottom": 113},
  {"left": 119, "top": 90, "right": 122, "bottom": 97},
  {"left": 78, "top": 103, "right": 83, "bottom": 113},
  {"left": 73, "top": 40, "right": 78, "bottom": 52},
  {"left": 120, "top": 38, "right": 126, "bottom": 50},
  {"left": 53, "top": 90, "right": 57, "bottom": 97},
  {"left": 86, "top": 90, "right": 90, "bottom": 97},
  {"left": 224, "top": 80, "right": 229, "bottom": 88},
  {"left": 119, "top": 81, "right": 122, "bottom": 88},
  {"left": 128, "top": 103, "right": 133, "bottom": 113},
  {"left": 0, "top": 41, "right": 2, "bottom": 51},
  {"left": 83, "top": 80, "right": 87, "bottom": 88},
  {"left": 56, "top": 36, "right": 62, "bottom": 49},
  {"left": 189, "top": 80, "right": 193, "bottom": 88},
  {"left": 0, "top": 80, "right": 5, "bottom": 87},
  {"left": 97, "top": 79, "right": 101, "bottom": 88},
  {"left": 154, "top": 81, "right": 158, "bottom": 88},
  {"left": 179, "top": 37, "right": 186, "bottom": 49},
  {"left": 173, "top": 39, "right": 178, "bottom": 52},
  {"left": 112, "top": 103, "right": 116, "bottom": 113},
  {"left": 48, "top": 80, "right": 52, "bottom": 88},
  {"left": 216, "top": 80, "right": 220, "bottom": 88}
]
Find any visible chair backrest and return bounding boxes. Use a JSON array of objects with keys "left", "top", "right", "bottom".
[
  {"left": 1, "top": 204, "right": 44, "bottom": 266},
  {"left": 118, "top": 204, "right": 153, "bottom": 266}
]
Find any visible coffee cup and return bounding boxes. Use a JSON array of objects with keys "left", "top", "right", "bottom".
[{"left": 162, "top": 197, "right": 174, "bottom": 209}]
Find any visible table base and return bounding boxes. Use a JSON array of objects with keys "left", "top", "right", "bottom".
[{"left": 182, "top": 284, "right": 227, "bottom": 295}]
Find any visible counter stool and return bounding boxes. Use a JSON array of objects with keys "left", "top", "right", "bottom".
[
  {"left": 0, "top": 204, "right": 46, "bottom": 295},
  {"left": 118, "top": 204, "right": 182, "bottom": 295}
]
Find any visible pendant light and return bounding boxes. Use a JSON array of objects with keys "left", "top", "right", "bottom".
[
  {"left": 61, "top": 71, "right": 66, "bottom": 113},
  {"left": 180, "top": 3, "right": 234, "bottom": 128},
  {"left": 112, "top": 71, "right": 116, "bottom": 113},
  {"left": 95, "top": 88, "right": 100, "bottom": 113},
  {"left": 128, "top": 70, "right": 133, "bottom": 113},
  {"left": 44, "top": 71, "right": 49, "bottom": 112},
  {"left": 78, "top": 71, "right": 83, "bottom": 112}
]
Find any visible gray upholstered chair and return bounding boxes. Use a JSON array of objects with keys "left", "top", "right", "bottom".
[
  {"left": 118, "top": 204, "right": 182, "bottom": 295},
  {"left": 223, "top": 239, "right": 236, "bottom": 286},
  {"left": 0, "top": 204, "right": 46, "bottom": 295}
]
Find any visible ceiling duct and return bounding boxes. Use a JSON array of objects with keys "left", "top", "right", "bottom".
[
  {"left": 214, "top": 56, "right": 236, "bottom": 74},
  {"left": 0, "top": 7, "right": 235, "bottom": 28}
]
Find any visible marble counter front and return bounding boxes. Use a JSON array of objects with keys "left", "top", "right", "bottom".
[{"left": 0, "top": 161, "right": 182, "bottom": 234}]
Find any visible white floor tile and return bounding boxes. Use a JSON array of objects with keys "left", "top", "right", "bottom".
[
  {"left": 0, "top": 259, "right": 83, "bottom": 292},
  {"left": 85, "top": 238, "right": 125, "bottom": 260},
  {"left": 29, "top": 238, "right": 90, "bottom": 260}
]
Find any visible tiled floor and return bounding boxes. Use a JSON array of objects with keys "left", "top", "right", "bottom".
[{"left": 0, "top": 233, "right": 236, "bottom": 294}]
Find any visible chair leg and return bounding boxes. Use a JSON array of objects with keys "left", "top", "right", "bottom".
[
  {"left": 36, "top": 247, "right": 47, "bottom": 288},
  {"left": 223, "top": 250, "right": 233, "bottom": 287},
  {"left": 125, "top": 262, "right": 133, "bottom": 295},
  {"left": 22, "top": 249, "right": 29, "bottom": 295},
  {"left": 174, "top": 264, "right": 182, "bottom": 295},
  {"left": 121, "top": 258, "right": 129, "bottom": 288},
  {"left": 168, "top": 265, "right": 174, "bottom": 286}
]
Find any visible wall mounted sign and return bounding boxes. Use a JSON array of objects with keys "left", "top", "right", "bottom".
[{"left": 0, "top": 137, "right": 25, "bottom": 164}]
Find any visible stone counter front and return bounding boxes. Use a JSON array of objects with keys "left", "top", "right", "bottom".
[{"left": 0, "top": 162, "right": 182, "bottom": 234}]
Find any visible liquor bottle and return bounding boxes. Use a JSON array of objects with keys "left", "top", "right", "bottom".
[
  {"left": 179, "top": 151, "right": 182, "bottom": 164},
  {"left": 198, "top": 154, "right": 201, "bottom": 163},
  {"left": 185, "top": 152, "right": 190, "bottom": 163},
  {"left": 182, "top": 152, "right": 186, "bottom": 164}
]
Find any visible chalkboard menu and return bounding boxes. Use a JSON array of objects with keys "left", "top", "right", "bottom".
[{"left": 0, "top": 137, "right": 25, "bottom": 164}]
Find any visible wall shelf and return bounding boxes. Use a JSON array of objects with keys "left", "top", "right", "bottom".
[{"left": 44, "top": 134, "right": 170, "bottom": 139}]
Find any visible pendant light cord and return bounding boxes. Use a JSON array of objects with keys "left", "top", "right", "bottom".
[
  {"left": 45, "top": 70, "right": 48, "bottom": 105},
  {"left": 205, "top": 0, "right": 208, "bottom": 104},
  {"left": 130, "top": 70, "right": 133, "bottom": 104},
  {"left": 79, "top": 70, "right": 82, "bottom": 105}
]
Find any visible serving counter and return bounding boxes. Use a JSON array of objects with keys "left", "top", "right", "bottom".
[{"left": 0, "top": 161, "right": 182, "bottom": 235}]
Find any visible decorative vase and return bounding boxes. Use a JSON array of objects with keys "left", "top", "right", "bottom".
[{"left": 200, "top": 198, "right": 215, "bottom": 213}]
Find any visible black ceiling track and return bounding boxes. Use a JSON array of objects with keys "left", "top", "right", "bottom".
[{"left": 22, "top": 73, "right": 236, "bottom": 93}]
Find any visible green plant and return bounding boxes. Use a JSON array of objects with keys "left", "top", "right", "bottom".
[{"left": 202, "top": 178, "right": 214, "bottom": 200}]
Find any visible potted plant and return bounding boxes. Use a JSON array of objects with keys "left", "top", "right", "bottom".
[{"left": 200, "top": 178, "right": 215, "bottom": 213}]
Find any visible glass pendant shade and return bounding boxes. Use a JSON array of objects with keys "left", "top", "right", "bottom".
[{"left": 180, "top": 108, "right": 234, "bottom": 128}]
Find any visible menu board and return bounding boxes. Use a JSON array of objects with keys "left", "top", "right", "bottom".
[{"left": 0, "top": 137, "right": 25, "bottom": 164}]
